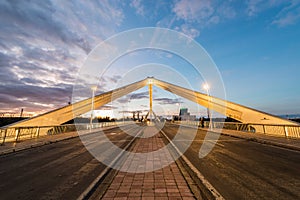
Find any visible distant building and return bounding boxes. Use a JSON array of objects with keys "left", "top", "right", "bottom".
[
  {"left": 0, "top": 112, "right": 32, "bottom": 118},
  {"left": 179, "top": 108, "right": 188, "bottom": 116},
  {"left": 179, "top": 108, "right": 196, "bottom": 121}
]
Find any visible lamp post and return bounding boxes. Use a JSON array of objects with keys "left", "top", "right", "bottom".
[
  {"left": 202, "top": 83, "right": 211, "bottom": 129},
  {"left": 176, "top": 102, "right": 181, "bottom": 121},
  {"left": 122, "top": 106, "right": 125, "bottom": 124},
  {"left": 90, "top": 86, "right": 97, "bottom": 131}
]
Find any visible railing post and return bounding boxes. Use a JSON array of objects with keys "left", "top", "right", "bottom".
[
  {"left": 284, "top": 126, "right": 289, "bottom": 138},
  {"left": 15, "top": 128, "right": 20, "bottom": 142},
  {"left": 1, "top": 129, "right": 7, "bottom": 145},
  {"left": 30, "top": 127, "right": 34, "bottom": 138},
  {"left": 36, "top": 127, "right": 40, "bottom": 138}
]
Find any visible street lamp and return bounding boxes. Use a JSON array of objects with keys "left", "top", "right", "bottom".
[
  {"left": 202, "top": 83, "right": 211, "bottom": 129},
  {"left": 202, "top": 83, "right": 210, "bottom": 118},
  {"left": 90, "top": 85, "right": 97, "bottom": 131},
  {"left": 122, "top": 106, "right": 125, "bottom": 124}
]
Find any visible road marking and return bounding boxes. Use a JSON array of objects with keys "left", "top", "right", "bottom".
[
  {"left": 206, "top": 140, "right": 225, "bottom": 148},
  {"left": 160, "top": 129, "right": 225, "bottom": 200}
]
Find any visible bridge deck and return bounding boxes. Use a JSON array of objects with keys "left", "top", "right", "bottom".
[
  {"left": 1, "top": 125, "right": 300, "bottom": 199},
  {"left": 1, "top": 125, "right": 299, "bottom": 155}
]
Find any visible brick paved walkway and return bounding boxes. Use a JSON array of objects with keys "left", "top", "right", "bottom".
[{"left": 102, "top": 126, "right": 195, "bottom": 200}]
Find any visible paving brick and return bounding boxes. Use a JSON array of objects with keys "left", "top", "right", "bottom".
[
  {"left": 103, "top": 192, "right": 116, "bottom": 198},
  {"left": 101, "top": 126, "right": 195, "bottom": 199},
  {"left": 154, "top": 197, "right": 169, "bottom": 200},
  {"left": 180, "top": 192, "right": 194, "bottom": 197},
  {"left": 181, "top": 197, "right": 195, "bottom": 200},
  {"left": 101, "top": 197, "right": 114, "bottom": 200},
  {"left": 154, "top": 188, "right": 167, "bottom": 193},
  {"left": 168, "top": 197, "right": 182, "bottom": 200},
  {"left": 142, "top": 197, "right": 155, "bottom": 200},
  {"left": 114, "top": 197, "right": 128, "bottom": 200},
  {"left": 115, "top": 192, "right": 129, "bottom": 197}
]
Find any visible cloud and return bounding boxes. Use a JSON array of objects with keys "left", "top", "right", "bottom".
[
  {"left": 172, "top": 0, "right": 237, "bottom": 24},
  {"left": 0, "top": 82, "right": 73, "bottom": 113},
  {"left": 244, "top": 0, "right": 300, "bottom": 27},
  {"left": 170, "top": 0, "right": 237, "bottom": 38},
  {"left": 272, "top": 11, "right": 300, "bottom": 26},
  {"left": 175, "top": 24, "right": 200, "bottom": 39},
  {"left": 117, "top": 91, "right": 149, "bottom": 104},
  {"left": 173, "top": 0, "right": 214, "bottom": 23},
  {"left": 130, "top": 91, "right": 149, "bottom": 100},
  {"left": 0, "top": 0, "right": 125, "bottom": 114},
  {"left": 246, "top": 0, "right": 266, "bottom": 16},
  {"left": 271, "top": 2, "right": 300, "bottom": 27},
  {"left": 130, "top": 0, "right": 145, "bottom": 16},
  {"left": 154, "top": 97, "right": 183, "bottom": 105},
  {"left": 98, "top": 105, "right": 118, "bottom": 110},
  {"left": 103, "top": 75, "right": 122, "bottom": 84},
  {"left": 245, "top": 0, "right": 287, "bottom": 16}
]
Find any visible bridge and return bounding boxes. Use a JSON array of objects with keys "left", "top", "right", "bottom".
[
  {"left": 0, "top": 77, "right": 300, "bottom": 199},
  {"left": 4, "top": 77, "right": 298, "bottom": 127}
]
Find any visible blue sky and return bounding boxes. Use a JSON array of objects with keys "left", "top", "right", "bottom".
[{"left": 0, "top": 0, "right": 300, "bottom": 118}]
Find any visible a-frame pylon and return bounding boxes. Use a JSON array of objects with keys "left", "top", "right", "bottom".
[{"left": 145, "top": 78, "right": 158, "bottom": 123}]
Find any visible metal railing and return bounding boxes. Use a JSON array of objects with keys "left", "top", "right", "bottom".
[
  {"left": 173, "top": 121, "right": 300, "bottom": 138},
  {"left": 0, "top": 121, "right": 132, "bottom": 145}
]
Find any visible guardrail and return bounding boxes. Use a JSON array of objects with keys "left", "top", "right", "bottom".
[
  {"left": 173, "top": 121, "right": 300, "bottom": 138},
  {"left": 0, "top": 121, "right": 132, "bottom": 145}
]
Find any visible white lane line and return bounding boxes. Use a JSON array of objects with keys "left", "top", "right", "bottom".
[
  {"left": 206, "top": 140, "right": 225, "bottom": 148},
  {"left": 160, "top": 129, "right": 225, "bottom": 200}
]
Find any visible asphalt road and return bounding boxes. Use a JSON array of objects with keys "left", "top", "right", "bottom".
[
  {"left": 162, "top": 123, "right": 300, "bottom": 200},
  {"left": 1, "top": 123, "right": 299, "bottom": 200},
  {"left": 0, "top": 125, "right": 141, "bottom": 200}
]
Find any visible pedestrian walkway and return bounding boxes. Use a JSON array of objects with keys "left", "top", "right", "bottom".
[
  {"left": 0, "top": 126, "right": 116, "bottom": 155},
  {"left": 101, "top": 126, "right": 196, "bottom": 200},
  {"left": 216, "top": 128, "right": 300, "bottom": 151},
  {"left": 179, "top": 123, "right": 300, "bottom": 151}
]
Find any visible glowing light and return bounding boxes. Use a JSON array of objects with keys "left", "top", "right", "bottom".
[
  {"left": 203, "top": 83, "right": 210, "bottom": 91},
  {"left": 148, "top": 77, "right": 154, "bottom": 84},
  {"left": 91, "top": 85, "right": 97, "bottom": 91}
]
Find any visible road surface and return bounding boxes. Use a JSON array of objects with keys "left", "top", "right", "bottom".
[
  {"left": 162, "top": 123, "right": 300, "bottom": 199},
  {"left": 1, "top": 123, "right": 299, "bottom": 199},
  {"left": 0, "top": 125, "right": 141, "bottom": 200}
]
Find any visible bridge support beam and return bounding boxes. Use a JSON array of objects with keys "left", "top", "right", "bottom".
[
  {"left": 5, "top": 79, "right": 148, "bottom": 128},
  {"left": 152, "top": 78, "right": 298, "bottom": 125},
  {"left": 149, "top": 83, "right": 153, "bottom": 114}
]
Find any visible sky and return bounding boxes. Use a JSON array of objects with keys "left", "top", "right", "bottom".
[{"left": 0, "top": 0, "right": 300, "bottom": 119}]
